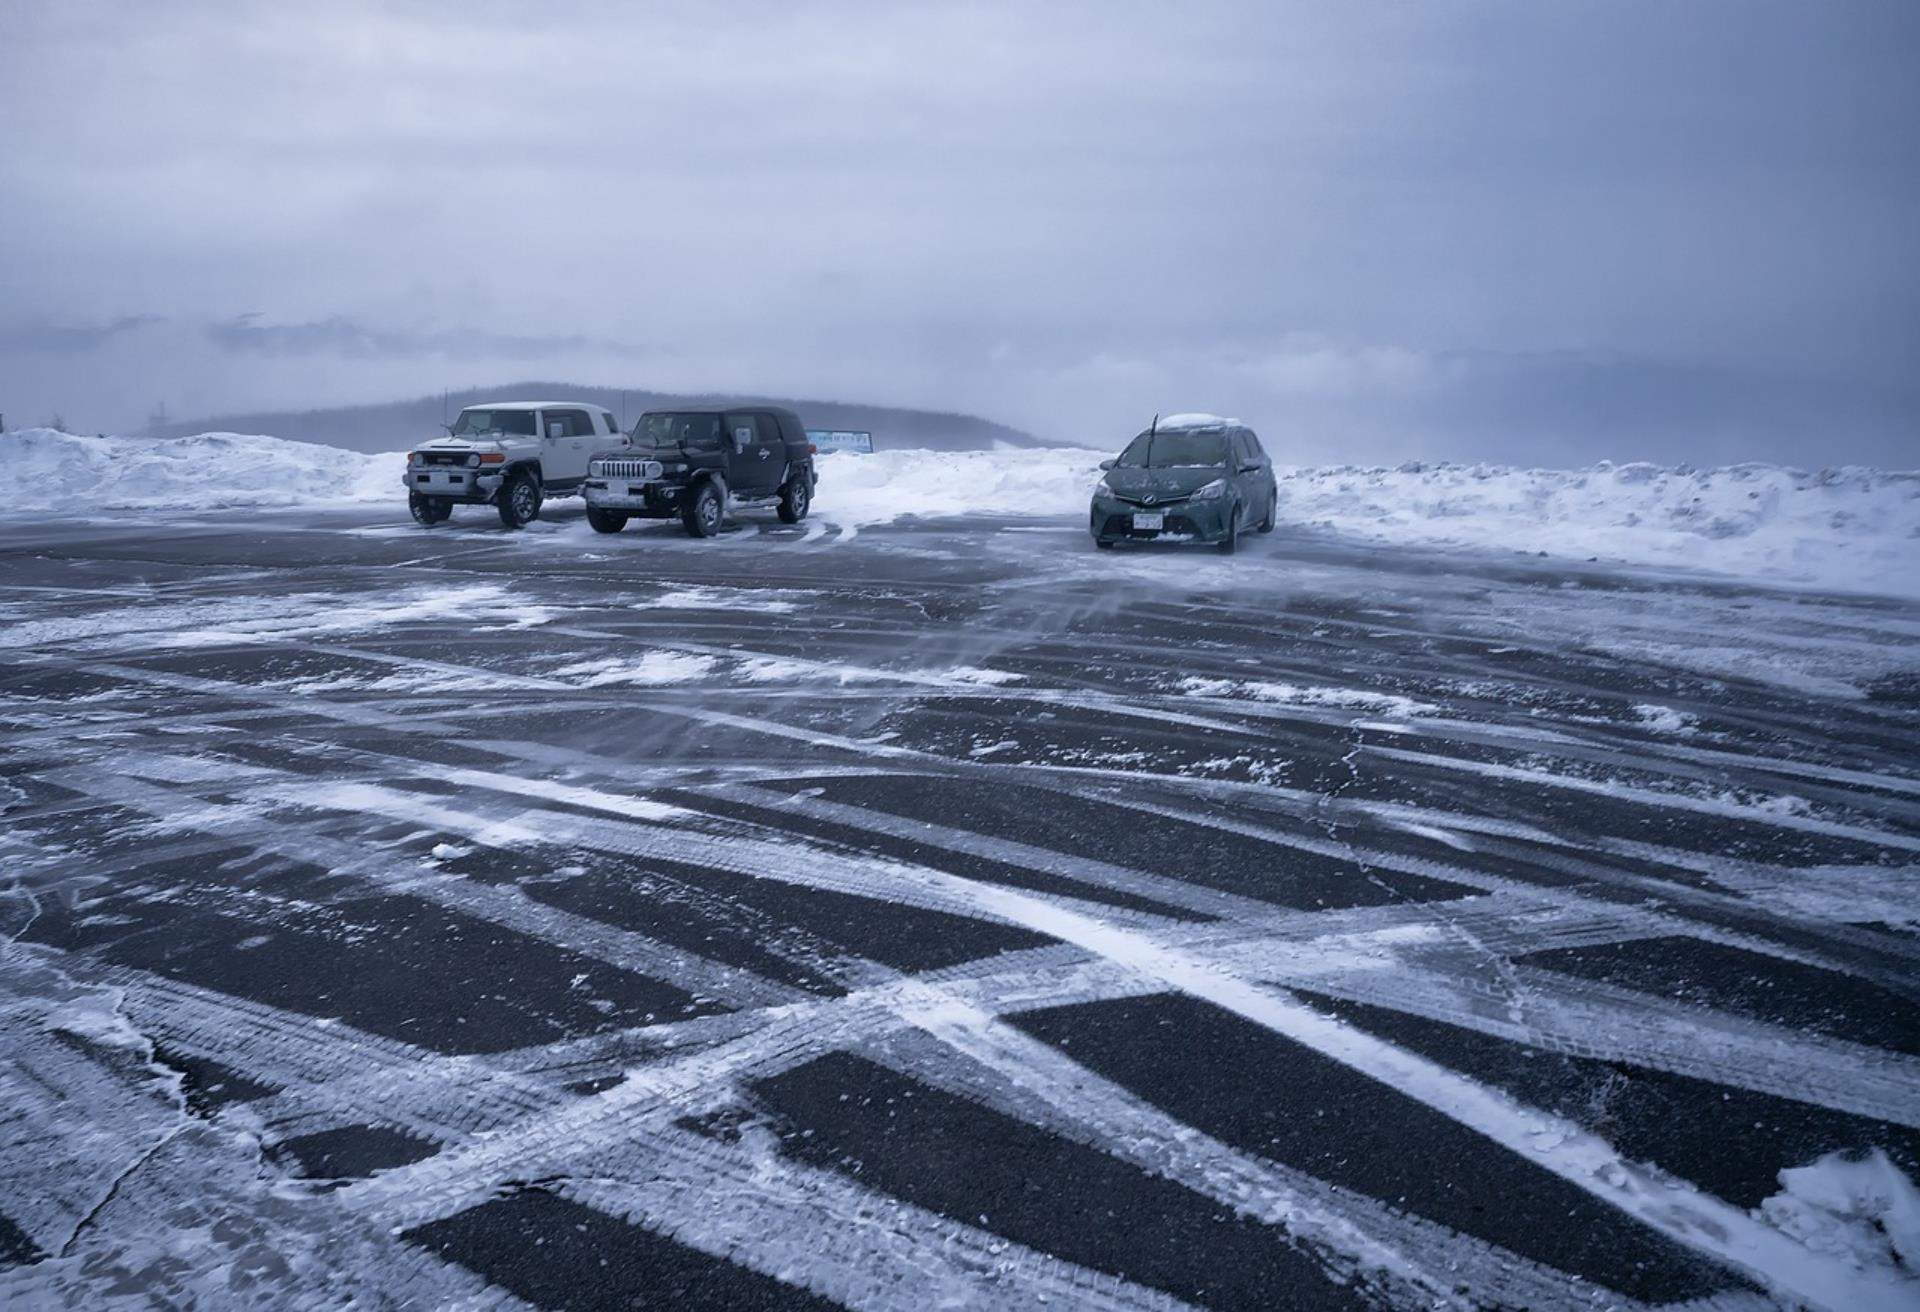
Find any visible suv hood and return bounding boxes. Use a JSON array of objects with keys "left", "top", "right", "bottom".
[
  {"left": 1102, "top": 465, "right": 1227, "bottom": 501},
  {"left": 418, "top": 434, "right": 528, "bottom": 452}
]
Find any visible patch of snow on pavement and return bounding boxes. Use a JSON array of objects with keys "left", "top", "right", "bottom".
[
  {"left": 550, "top": 652, "right": 718, "bottom": 686},
  {"left": 947, "top": 666, "right": 1023, "bottom": 685},
  {"left": 1634, "top": 704, "right": 1700, "bottom": 734},
  {"left": 641, "top": 586, "right": 801, "bottom": 614},
  {"left": 1177, "top": 675, "right": 1435, "bottom": 717},
  {"left": 0, "top": 582, "right": 551, "bottom": 652}
]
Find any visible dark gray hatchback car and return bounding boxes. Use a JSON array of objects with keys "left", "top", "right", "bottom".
[{"left": 1089, "top": 417, "right": 1278, "bottom": 553}]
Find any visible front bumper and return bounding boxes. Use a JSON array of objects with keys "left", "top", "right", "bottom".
[
  {"left": 585, "top": 479, "right": 681, "bottom": 514},
  {"left": 405, "top": 466, "right": 503, "bottom": 503},
  {"left": 1090, "top": 496, "right": 1229, "bottom": 543}
]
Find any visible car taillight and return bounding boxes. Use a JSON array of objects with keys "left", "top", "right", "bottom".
[
  {"left": 807, "top": 442, "right": 818, "bottom": 454},
  {"left": 479, "top": 452, "right": 505, "bottom": 464}
]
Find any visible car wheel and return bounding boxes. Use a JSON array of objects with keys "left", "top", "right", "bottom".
[
  {"left": 586, "top": 507, "right": 628, "bottom": 534},
  {"left": 1216, "top": 505, "right": 1240, "bottom": 555},
  {"left": 682, "top": 482, "right": 723, "bottom": 538},
  {"left": 497, "top": 472, "right": 541, "bottom": 529},
  {"left": 776, "top": 474, "right": 811, "bottom": 523},
  {"left": 1095, "top": 539, "right": 1115, "bottom": 549},
  {"left": 409, "top": 492, "right": 449, "bottom": 526},
  {"left": 1257, "top": 496, "right": 1275, "bottom": 533}
]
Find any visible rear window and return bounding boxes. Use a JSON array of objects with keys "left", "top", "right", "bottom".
[
  {"left": 451, "top": 409, "right": 536, "bottom": 437},
  {"left": 541, "top": 409, "right": 595, "bottom": 438}
]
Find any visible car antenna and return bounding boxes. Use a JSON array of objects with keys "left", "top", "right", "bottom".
[
  {"left": 1145, "top": 412, "right": 1159, "bottom": 465},
  {"left": 440, "top": 388, "right": 453, "bottom": 435}
]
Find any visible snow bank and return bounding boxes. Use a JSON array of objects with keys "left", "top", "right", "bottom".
[
  {"left": 817, "top": 449, "right": 1920, "bottom": 596},
  {"left": 2, "top": 427, "right": 399, "bottom": 511},
  {"left": 814, "top": 447, "right": 1106, "bottom": 527},
  {"left": 5, "top": 429, "right": 1914, "bottom": 596},
  {"left": 1269, "top": 461, "right": 1920, "bottom": 598}
]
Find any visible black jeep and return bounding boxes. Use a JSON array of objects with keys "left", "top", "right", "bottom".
[{"left": 582, "top": 406, "right": 817, "bottom": 537}]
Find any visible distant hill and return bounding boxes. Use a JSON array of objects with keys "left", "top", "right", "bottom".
[{"left": 144, "top": 383, "right": 1046, "bottom": 453}]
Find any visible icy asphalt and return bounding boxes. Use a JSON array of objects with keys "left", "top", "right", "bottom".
[{"left": 1, "top": 503, "right": 1916, "bottom": 1311}]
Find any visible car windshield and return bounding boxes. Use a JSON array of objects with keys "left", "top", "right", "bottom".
[
  {"left": 635, "top": 412, "right": 723, "bottom": 449},
  {"left": 451, "top": 409, "right": 537, "bottom": 437},
  {"left": 1116, "top": 429, "right": 1230, "bottom": 468}
]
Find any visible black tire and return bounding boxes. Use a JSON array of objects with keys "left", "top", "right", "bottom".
[
  {"left": 409, "top": 492, "right": 450, "bottom": 526},
  {"left": 776, "top": 473, "right": 811, "bottom": 523},
  {"left": 1095, "top": 539, "right": 1115, "bottom": 550},
  {"left": 681, "top": 481, "right": 723, "bottom": 538},
  {"left": 586, "top": 507, "right": 628, "bottom": 535},
  {"left": 1216, "top": 504, "right": 1240, "bottom": 555},
  {"left": 497, "top": 472, "right": 542, "bottom": 529},
  {"left": 1257, "top": 496, "right": 1275, "bottom": 533}
]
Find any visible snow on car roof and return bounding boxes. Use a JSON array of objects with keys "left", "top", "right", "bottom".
[
  {"left": 461, "top": 401, "right": 613, "bottom": 412},
  {"left": 1156, "top": 412, "right": 1241, "bottom": 429}
]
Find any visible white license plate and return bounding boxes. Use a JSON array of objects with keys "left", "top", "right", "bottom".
[{"left": 1132, "top": 512, "right": 1164, "bottom": 531}]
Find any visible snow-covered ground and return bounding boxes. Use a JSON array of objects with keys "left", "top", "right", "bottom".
[{"left": 6, "top": 428, "right": 1915, "bottom": 596}]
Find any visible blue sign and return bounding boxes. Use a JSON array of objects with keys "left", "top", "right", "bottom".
[{"left": 808, "top": 429, "right": 874, "bottom": 454}]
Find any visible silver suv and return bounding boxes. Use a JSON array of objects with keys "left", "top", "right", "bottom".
[{"left": 404, "top": 401, "right": 624, "bottom": 528}]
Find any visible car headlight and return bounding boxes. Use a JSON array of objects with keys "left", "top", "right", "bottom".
[
  {"left": 467, "top": 452, "right": 481, "bottom": 468},
  {"left": 1093, "top": 479, "right": 1114, "bottom": 498},
  {"left": 1190, "top": 479, "right": 1227, "bottom": 501}
]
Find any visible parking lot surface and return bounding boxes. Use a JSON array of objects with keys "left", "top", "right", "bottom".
[{"left": 3, "top": 505, "right": 1916, "bottom": 1309}]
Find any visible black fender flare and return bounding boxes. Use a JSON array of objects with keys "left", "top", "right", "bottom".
[{"left": 688, "top": 470, "right": 728, "bottom": 507}]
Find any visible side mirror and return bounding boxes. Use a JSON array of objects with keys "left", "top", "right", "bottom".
[{"left": 1099, "top": 458, "right": 1116, "bottom": 471}]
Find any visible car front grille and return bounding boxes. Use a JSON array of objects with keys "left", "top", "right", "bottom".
[
  {"left": 593, "top": 459, "right": 664, "bottom": 480},
  {"left": 419, "top": 452, "right": 471, "bottom": 467}
]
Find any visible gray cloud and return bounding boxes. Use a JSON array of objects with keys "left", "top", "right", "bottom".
[
  {"left": 0, "top": 316, "right": 165, "bottom": 354},
  {"left": 205, "top": 314, "right": 634, "bottom": 361},
  {"left": 1, "top": 1, "right": 1915, "bottom": 464}
]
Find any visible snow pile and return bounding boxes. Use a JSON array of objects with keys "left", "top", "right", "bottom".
[
  {"left": 1270, "top": 461, "right": 1920, "bottom": 597},
  {"left": 1759, "top": 1148, "right": 1920, "bottom": 1275},
  {"left": 1, "top": 427, "right": 399, "bottom": 511},
  {"left": 814, "top": 447, "right": 1105, "bottom": 526}
]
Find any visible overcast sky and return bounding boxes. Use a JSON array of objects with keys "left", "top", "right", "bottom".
[{"left": 2, "top": 0, "right": 1915, "bottom": 463}]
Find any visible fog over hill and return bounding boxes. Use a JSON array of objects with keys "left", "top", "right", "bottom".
[{"left": 141, "top": 384, "right": 1047, "bottom": 454}]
